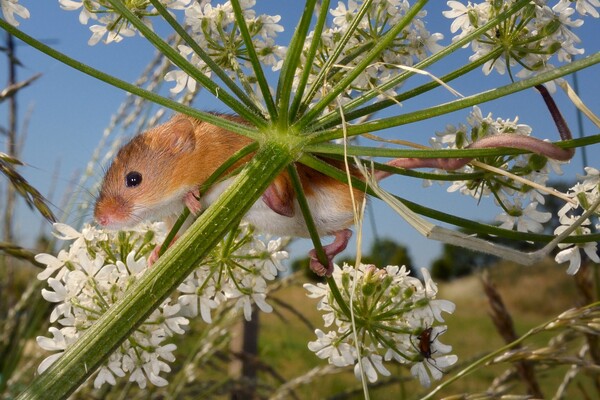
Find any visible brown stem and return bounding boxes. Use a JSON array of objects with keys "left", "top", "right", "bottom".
[{"left": 535, "top": 84, "right": 573, "bottom": 144}]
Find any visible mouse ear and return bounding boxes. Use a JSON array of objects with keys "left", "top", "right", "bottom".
[{"left": 165, "top": 117, "right": 196, "bottom": 153}]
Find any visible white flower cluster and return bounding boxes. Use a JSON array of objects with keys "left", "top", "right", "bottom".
[
  {"left": 54, "top": 0, "right": 445, "bottom": 109},
  {"left": 305, "top": 264, "right": 457, "bottom": 387},
  {"left": 430, "top": 106, "right": 559, "bottom": 234},
  {"left": 297, "top": 0, "right": 444, "bottom": 106},
  {"left": 177, "top": 223, "right": 288, "bottom": 322},
  {"left": 554, "top": 167, "right": 600, "bottom": 275},
  {"left": 58, "top": 0, "right": 286, "bottom": 99},
  {"left": 164, "top": 0, "right": 286, "bottom": 94},
  {"left": 443, "top": 0, "right": 598, "bottom": 79},
  {"left": 35, "top": 222, "right": 188, "bottom": 389},
  {"left": 58, "top": 0, "right": 191, "bottom": 45},
  {"left": 1, "top": 0, "right": 29, "bottom": 26},
  {"left": 35, "top": 221, "right": 288, "bottom": 389}
]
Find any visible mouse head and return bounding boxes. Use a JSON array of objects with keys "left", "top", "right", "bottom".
[{"left": 94, "top": 117, "right": 198, "bottom": 229}]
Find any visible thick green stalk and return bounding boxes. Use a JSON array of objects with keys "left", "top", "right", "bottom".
[
  {"left": 17, "top": 145, "right": 293, "bottom": 400},
  {"left": 0, "top": 19, "right": 260, "bottom": 140}
]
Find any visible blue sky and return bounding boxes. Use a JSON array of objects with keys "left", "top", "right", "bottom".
[{"left": 1, "top": 1, "right": 599, "bottom": 269}]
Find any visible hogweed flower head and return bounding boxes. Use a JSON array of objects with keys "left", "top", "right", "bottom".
[
  {"left": 443, "top": 0, "right": 597, "bottom": 80},
  {"left": 35, "top": 221, "right": 288, "bottom": 388},
  {"left": 58, "top": 0, "right": 195, "bottom": 44},
  {"left": 35, "top": 222, "right": 188, "bottom": 389},
  {"left": 165, "top": 0, "right": 286, "bottom": 97},
  {"left": 305, "top": 263, "right": 457, "bottom": 387},
  {"left": 295, "top": 0, "right": 444, "bottom": 110},
  {"left": 553, "top": 168, "right": 600, "bottom": 275},
  {"left": 178, "top": 223, "right": 289, "bottom": 322}
]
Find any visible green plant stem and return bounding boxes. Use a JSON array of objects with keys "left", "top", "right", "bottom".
[
  {"left": 327, "top": 276, "right": 353, "bottom": 320},
  {"left": 105, "top": 0, "right": 265, "bottom": 128},
  {"left": 286, "top": 165, "right": 353, "bottom": 318},
  {"left": 275, "top": 0, "right": 319, "bottom": 128},
  {"left": 286, "top": 164, "right": 327, "bottom": 265},
  {"left": 297, "top": 0, "right": 374, "bottom": 115},
  {"left": 0, "top": 19, "right": 261, "bottom": 141},
  {"left": 314, "top": 0, "right": 532, "bottom": 129},
  {"left": 288, "top": 0, "right": 331, "bottom": 121},
  {"left": 230, "top": 0, "right": 278, "bottom": 119},
  {"left": 296, "top": 0, "right": 429, "bottom": 129},
  {"left": 319, "top": 49, "right": 502, "bottom": 129},
  {"left": 148, "top": 0, "right": 262, "bottom": 115},
  {"left": 17, "top": 145, "right": 293, "bottom": 400},
  {"left": 308, "top": 52, "right": 600, "bottom": 143},
  {"left": 158, "top": 209, "right": 189, "bottom": 256}
]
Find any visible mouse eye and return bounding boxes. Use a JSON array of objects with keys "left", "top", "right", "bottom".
[{"left": 125, "top": 171, "right": 143, "bottom": 188}]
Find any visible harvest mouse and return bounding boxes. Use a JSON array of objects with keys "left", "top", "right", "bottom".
[
  {"left": 95, "top": 104, "right": 574, "bottom": 276},
  {"left": 94, "top": 114, "right": 365, "bottom": 276}
]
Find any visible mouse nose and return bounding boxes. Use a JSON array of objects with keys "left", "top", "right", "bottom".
[
  {"left": 95, "top": 213, "right": 110, "bottom": 226},
  {"left": 94, "top": 195, "right": 130, "bottom": 228}
]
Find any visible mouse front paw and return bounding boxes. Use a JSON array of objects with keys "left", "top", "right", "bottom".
[
  {"left": 184, "top": 188, "right": 203, "bottom": 215},
  {"left": 148, "top": 235, "right": 180, "bottom": 266}
]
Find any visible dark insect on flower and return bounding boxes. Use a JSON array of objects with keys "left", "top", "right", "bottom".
[
  {"left": 414, "top": 326, "right": 447, "bottom": 373},
  {"left": 417, "top": 327, "right": 435, "bottom": 358}
]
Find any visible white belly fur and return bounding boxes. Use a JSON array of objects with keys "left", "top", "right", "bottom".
[{"left": 203, "top": 178, "right": 353, "bottom": 237}]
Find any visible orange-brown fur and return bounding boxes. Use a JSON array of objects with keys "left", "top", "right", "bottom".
[{"left": 95, "top": 113, "right": 365, "bottom": 230}]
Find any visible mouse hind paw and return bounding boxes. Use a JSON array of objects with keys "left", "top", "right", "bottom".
[{"left": 308, "top": 229, "right": 352, "bottom": 277}]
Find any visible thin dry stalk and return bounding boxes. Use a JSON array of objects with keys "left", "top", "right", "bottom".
[
  {"left": 0, "top": 241, "right": 44, "bottom": 268},
  {"left": 0, "top": 74, "right": 41, "bottom": 103},
  {"left": 269, "top": 365, "right": 343, "bottom": 400},
  {"left": 0, "top": 152, "right": 56, "bottom": 223},
  {"left": 481, "top": 272, "right": 543, "bottom": 398},
  {"left": 553, "top": 344, "right": 589, "bottom": 400},
  {"left": 571, "top": 262, "right": 600, "bottom": 395}
]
